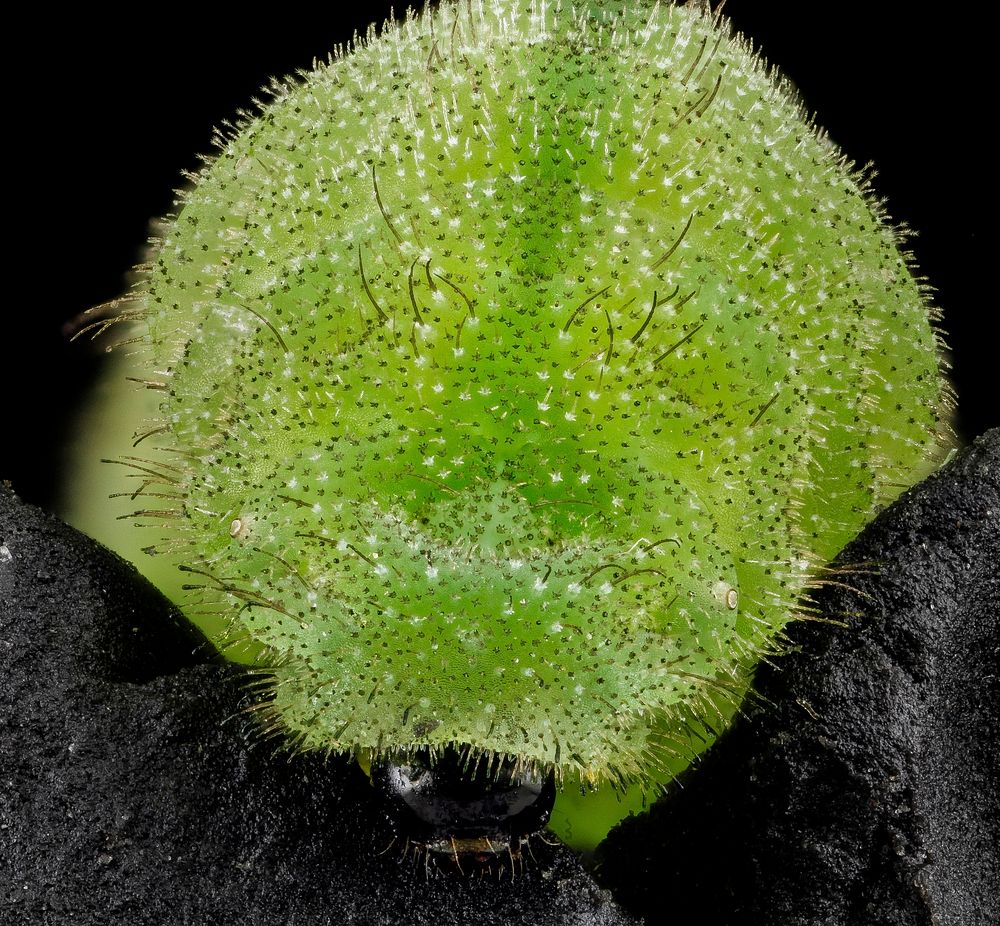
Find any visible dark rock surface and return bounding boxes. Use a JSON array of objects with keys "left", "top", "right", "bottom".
[
  {"left": 2, "top": 430, "right": 997, "bottom": 926},
  {"left": 0, "top": 490, "right": 635, "bottom": 925},
  {"left": 597, "top": 429, "right": 1000, "bottom": 925}
]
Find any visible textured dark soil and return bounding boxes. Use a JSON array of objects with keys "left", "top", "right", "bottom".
[
  {"left": 2, "top": 430, "right": 997, "bottom": 925},
  {"left": 598, "top": 430, "right": 999, "bottom": 925}
]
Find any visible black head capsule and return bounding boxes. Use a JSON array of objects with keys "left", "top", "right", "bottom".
[{"left": 370, "top": 747, "right": 556, "bottom": 861}]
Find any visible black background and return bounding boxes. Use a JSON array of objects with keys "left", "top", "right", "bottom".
[{"left": 5, "top": 2, "right": 992, "bottom": 510}]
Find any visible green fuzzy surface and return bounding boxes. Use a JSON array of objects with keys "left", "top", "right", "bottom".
[{"left": 69, "top": 0, "right": 947, "bottom": 849}]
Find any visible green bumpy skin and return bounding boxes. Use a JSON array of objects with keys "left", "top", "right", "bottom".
[{"left": 74, "top": 0, "right": 948, "bottom": 848}]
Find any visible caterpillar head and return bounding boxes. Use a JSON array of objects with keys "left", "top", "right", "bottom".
[
  {"left": 72, "top": 0, "right": 948, "bottom": 850},
  {"left": 370, "top": 746, "right": 557, "bottom": 861}
]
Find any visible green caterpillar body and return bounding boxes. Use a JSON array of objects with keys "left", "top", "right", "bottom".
[{"left": 74, "top": 0, "right": 947, "bottom": 847}]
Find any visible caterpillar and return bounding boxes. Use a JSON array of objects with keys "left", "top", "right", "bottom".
[{"left": 69, "top": 0, "right": 949, "bottom": 854}]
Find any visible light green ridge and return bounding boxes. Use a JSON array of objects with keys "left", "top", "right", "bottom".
[{"left": 67, "top": 0, "right": 948, "bottom": 851}]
